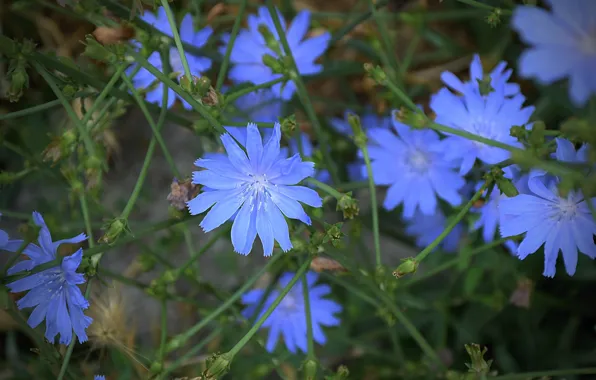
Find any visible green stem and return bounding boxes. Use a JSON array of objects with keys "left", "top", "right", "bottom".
[
  {"left": 80, "top": 64, "right": 127, "bottom": 127},
  {"left": 32, "top": 62, "right": 96, "bottom": 156},
  {"left": 404, "top": 238, "right": 514, "bottom": 287},
  {"left": 127, "top": 49, "right": 227, "bottom": 136},
  {"left": 493, "top": 368, "right": 596, "bottom": 380},
  {"left": 367, "top": 0, "right": 400, "bottom": 77},
  {"left": 216, "top": 0, "right": 247, "bottom": 91},
  {"left": 225, "top": 77, "right": 287, "bottom": 104},
  {"left": 121, "top": 70, "right": 180, "bottom": 177},
  {"left": 79, "top": 192, "right": 95, "bottom": 244},
  {"left": 329, "top": 0, "right": 390, "bottom": 45},
  {"left": 0, "top": 99, "right": 61, "bottom": 120},
  {"left": 360, "top": 141, "right": 382, "bottom": 267},
  {"left": 456, "top": 0, "right": 512, "bottom": 15},
  {"left": 165, "top": 250, "right": 285, "bottom": 353},
  {"left": 177, "top": 226, "right": 230, "bottom": 276},
  {"left": 226, "top": 260, "right": 310, "bottom": 357},
  {"left": 160, "top": 0, "right": 192, "bottom": 81},
  {"left": 302, "top": 271, "right": 315, "bottom": 360},
  {"left": 264, "top": 1, "right": 340, "bottom": 184},
  {"left": 413, "top": 180, "right": 490, "bottom": 264},
  {"left": 158, "top": 299, "right": 168, "bottom": 364},
  {"left": 307, "top": 178, "right": 344, "bottom": 199},
  {"left": 160, "top": 328, "right": 222, "bottom": 378}
]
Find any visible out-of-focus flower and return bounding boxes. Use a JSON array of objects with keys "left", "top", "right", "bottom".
[
  {"left": 187, "top": 123, "right": 322, "bottom": 256},
  {"left": 365, "top": 110, "right": 465, "bottom": 218},
  {"left": 126, "top": 7, "right": 212, "bottom": 109},
  {"left": 167, "top": 178, "right": 201, "bottom": 211},
  {"left": 241, "top": 271, "right": 342, "bottom": 353},
  {"left": 288, "top": 133, "right": 331, "bottom": 184},
  {"left": 430, "top": 56, "right": 535, "bottom": 175},
  {"left": 220, "top": 7, "right": 330, "bottom": 100},
  {"left": 500, "top": 139, "right": 596, "bottom": 277},
  {"left": 223, "top": 87, "right": 283, "bottom": 145},
  {"left": 5, "top": 212, "right": 92, "bottom": 345},
  {"left": 440, "top": 54, "right": 520, "bottom": 97},
  {"left": 511, "top": 0, "right": 596, "bottom": 106},
  {"left": 405, "top": 210, "right": 465, "bottom": 253},
  {"left": 94, "top": 376, "right": 106, "bottom": 380}
]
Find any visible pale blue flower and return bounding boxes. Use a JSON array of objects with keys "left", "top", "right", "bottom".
[
  {"left": 365, "top": 110, "right": 465, "bottom": 218},
  {"left": 500, "top": 139, "right": 595, "bottom": 277},
  {"left": 127, "top": 7, "right": 212, "bottom": 109},
  {"left": 6, "top": 212, "right": 92, "bottom": 345},
  {"left": 440, "top": 54, "right": 520, "bottom": 97},
  {"left": 430, "top": 60, "right": 535, "bottom": 174},
  {"left": 187, "top": 122, "right": 322, "bottom": 256},
  {"left": 241, "top": 271, "right": 342, "bottom": 353},
  {"left": 220, "top": 7, "right": 330, "bottom": 100},
  {"left": 511, "top": 0, "right": 596, "bottom": 106},
  {"left": 94, "top": 376, "right": 105, "bottom": 380},
  {"left": 1, "top": 214, "right": 24, "bottom": 252},
  {"left": 405, "top": 211, "right": 464, "bottom": 253}
]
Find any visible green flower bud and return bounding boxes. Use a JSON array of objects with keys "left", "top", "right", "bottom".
[
  {"left": 364, "top": 63, "right": 387, "bottom": 85},
  {"left": 392, "top": 257, "right": 419, "bottom": 278},
  {"left": 302, "top": 358, "right": 318, "bottom": 380},
  {"left": 323, "top": 222, "right": 344, "bottom": 248},
  {"left": 99, "top": 218, "right": 129, "bottom": 244},
  {"left": 161, "top": 269, "right": 178, "bottom": 284},
  {"left": 336, "top": 365, "right": 349, "bottom": 379},
  {"left": 476, "top": 74, "right": 495, "bottom": 96},
  {"left": 509, "top": 125, "right": 527, "bottom": 140},
  {"left": 7, "top": 66, "right": 28, "bottom": 102},
  {"left": 395, "top": 107, "right": 427, "bottom": 129},
  {"left": 83, "top": 35, "right": 117, "bottom": 63},
  {"left": 203, "top": 352, "right": 233, "bottom": 379},
  {"left": 262, "top": 54, "right": 285, "bottom": 74},
  {"left": 258, "top": 25, "right": 281, "bottom": 54},
  {"left": 281, "top": 114, "right": 297, "bottom": 136},
  {"left": 464, "top": 343, "right": 493, "bottom": 374},
  {"left": 149, "top": 361, "right": 163, "bottom": 376},
  {"left": 528, "top": 120, "right": 546, "bottom": 148},
  {"left": 138, "top": 252, "right": 157, "bottom": 272},
  {"left": 336, "top": 192, "right": 359, "bottom": 219},
  {"left": 495, "top": 176, "right": 519, "bottom": 197}
]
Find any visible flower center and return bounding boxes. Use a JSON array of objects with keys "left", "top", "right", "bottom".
[
  {"left": 249, "top": 174, "right": 269, "bottom": 192},
  {"left": 470, "top": 118, "right": 498, "bottom": 148},
  {"left": 554, "top": 197, "right": 578, "bottom": 221},
  {"left": 578, "top": 30, "right": 596, "bottom": 56},
  {"left": 406, "top": 150, "right": 431, "bottom": 173},
  {"left": 280, "top": 292, "right": 300, "bottom": 312}
]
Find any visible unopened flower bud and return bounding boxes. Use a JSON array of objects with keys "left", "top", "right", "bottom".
[
  {"left": 262, "top": 54, "right": 284, "bottom": 74},
  {"left": 476, "top": 74, "right": 495, "bottom": 96},
  {"left": 392, "top": 257, "right": 419, "bottom": 278},
  {"left": 302, "top": 359, "right": 318, "bottom": 380},
  {"left": 203, "top": 353, "right": 232, "bottom": 379},
  {"left": 336, "top": 192, "right": 359, "bottom": 219},
  {"left": 83, "top": 35, "right": 117, "bottom": 63},
  {"left": 99, "top": 218, "right": 128, "bottom": 244},
  {"left": 7, "top": 66, "right": 28, "bottom": 102}
]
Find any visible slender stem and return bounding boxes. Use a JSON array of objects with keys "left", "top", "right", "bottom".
[
  {"left": 400, "top": 33, "right": 421, "bottom": 75},
  {"left": 329, "top": 0, "right": 390, "bottom": 45},
  {"left": 360, "top": 141, "right": 382, "bottom": 266},
  {"left": 264, "top": 1, "right": 340, "bottom": 184},
  {"left": 121, "top": 70, "right": 180, "bottom": 177},
  {"left": 158, "top": 299, "right": 168, "bottom": 363},
  {"left": 302, "top": 271, "right": 315, "bottom": 361},
  {"left": 367, "top": 0, "right": 400, "bottom": 77},
  {"left": 456, "top": 0, "right": 512, "bottom": 15},
  {"left": 307, "top": 178, "right": 344, "bottom": 199},
  {"left": 160, "top": 328, "right": 222, "bottom": 378},
  {"left": 165, "top": 250, "right": 285, "bottom": 353},
  {"left": 216, "top": 0, "right": 247, "bottom": 91},
  {"left": 413, "top": 181, "right": 490, "bottom": 264},
  {"left": 127, "top": 49, "right": 227, "bottom": 135},
  {"left": 80, "top": 64, "right": 127, "bottom": 127},
  {"left": 226, "top": 260, "right": 310, "bottom": 357},
  {"left": 177, "top": 226, "right": 230, "bottom": 276},
  {"left": 32, "top": 62, "right": 96, "bottom": 156},
  {"left": 160, "top": 0, "right": 192, "bottom": 81},
  {"left": 225, "top": 77, "right": 287, "bottom": 104},
  {"left": 404, "top": 238, "right": 513, "bottom": 287},
  {"left": 493, "top": 368, "right": 596, "bottom": 380},
  {"left": 0, "top": 99, "right": 61, "bottom": 120},
  {"left": 79, "top": 192, "right": 95, "bottom": 244}
]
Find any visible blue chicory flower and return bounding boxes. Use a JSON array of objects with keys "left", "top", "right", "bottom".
[
  {"left": 126, "top": 7, "right": 212, "bottom": 109},
  {"left": 1, "top": 214, "right": 24, "bottom": 252},
  {"left": 430, "top": 57, "right": 535, "bottom": 175},
  {"left": 440, "top": 54, "right": 520, "bottom": 97},
  {"left": 499, "top": 139, "right": 596, "bottom": 277},
  {"left": 94, "top": 376, "right": 105, "bottom": 380},
  {"left": 241, "top": 271, "right": 342, "bottom": 353},
  {"left": 365, "top": 109, "right": 465, "bottom": 218},
  {"left": 511, "top": 0, "right": 596, "bottom": 106},
  {"left": 5, "top": 212, "right": 92, "bottom": 345},
  {"left": 187, "top": 122, "right": 323, "bottom": 256},
  {"left": 220, "top": 7, "right": 330, "bottom": 100},
  {"left": 405, "top": 210, "right": 465, "bottom": 253}
]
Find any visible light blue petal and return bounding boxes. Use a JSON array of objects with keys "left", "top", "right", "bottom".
[
  {"left": 246, "top": 123, "right": 264, "bottom": 169},
  {"left": 220, "top": 133, "right": 251, "bottom": 174},
  {"left": 276, "top": 185, "right": 322, "bottom": 208},
  {"left": 269, "top": 191, "right": 310, "bottom": 225},
  {"left": 517, "top": 222, "right": 555, "bottom": 260},
  {"left": 187, "top": 189, "right": 232, "bottom": 215},
  {"left": 192, "top": 170, "right": 246, "bottom": 190},
  {"left": 199, "top": 193, "right": 244, "bottom": 232},
  {"left": 260, "top": 123, "right": 282, "bottom": 172},
  {"left": 256, "top": 201, "right": 275, "bottom": 256},
  {"left": 231, "top": 199, "right": 255, "bottom": 254},
  {"left": 286, "top": 10, "right": 310, "bottom": 46},
  {"left": 265, "top": 197, "right": 292, "bottom": 252},
  {"left": 265, "top": 321, "right": 282, "bottom": 352}
]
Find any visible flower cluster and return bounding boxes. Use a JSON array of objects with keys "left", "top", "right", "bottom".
[
  {"left": 2, "top": 212, "right": 92, "bottom": 345},
  {"left": 241, "top": 271, "right": 342, "bottom": 353}
]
